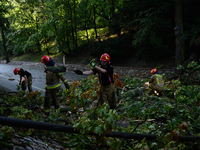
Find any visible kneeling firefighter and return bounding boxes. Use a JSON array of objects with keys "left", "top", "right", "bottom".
[
  {"left": 41, "top": 55, "right": 70, "bottom": 118},
  {"left": 148, "top": 68, "right": 164, "bottom": 96}
]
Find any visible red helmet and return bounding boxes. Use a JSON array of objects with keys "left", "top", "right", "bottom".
[
  {"left": 100, "top": 53, "right": 111, "bottom": 64},
  {"left": 14, "top": 68, "right": 20, "bottom": 75},
  {"left": 41, "top": 55, "right": 50, "bottom": 64},
  {"left": 151, "top": 68, "right": 157, "bottom": 74}
]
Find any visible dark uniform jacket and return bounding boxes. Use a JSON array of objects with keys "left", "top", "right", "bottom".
[
  {"left": 92, "top": 65, "right": 114, "bottom": 86},
  {"left": 18, "top": 69, "right": 31, "bottom": 77}
]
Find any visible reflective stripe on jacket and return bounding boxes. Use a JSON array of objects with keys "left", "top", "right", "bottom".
[
  {"left": 46, "top": 67, "right": 68, "bottom": 90},
  {"left": 46, "top": 82, "right": 61, "bottom": 89},
  {"left": 149, "top": 74, "right": 164, "bottom": 92},
  {"left": 149, "top": 74, "right": 164, "bottom": 86}
]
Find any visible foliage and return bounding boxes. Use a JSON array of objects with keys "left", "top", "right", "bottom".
[
  {"left": 61, "top": 75, "right": 99, "bottom": 109},
  {"left": 1, "top": 0, "right": 200, "bottom": 61},
  {"left": 88, "top": 36, "right": 134, "bottom": 57},
  {"left": 1, "top": 62, "right": 200, "bottom": 149},
  {"left": 179, "top": 61, "right": 200, "bottom": 85},
  {"left": 131, "top": 0, "right": 175, "bottom": 58}
]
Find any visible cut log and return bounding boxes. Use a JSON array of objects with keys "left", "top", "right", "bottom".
[
  {"left": 128, "top": 87, "right": 145, "bottom": 99},
  {"left": 47, "top": 66, "right": 66, "bottom": 73}
]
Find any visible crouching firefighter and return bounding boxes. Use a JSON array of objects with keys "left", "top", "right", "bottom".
[
  {"left": 41, "top": 55, "right": 70, "bottom": 119},
  {"left": 147, "top": 68, "right": 164, "bottom": 96},
  {"left": 74, "top": 53, "right": 117, "bottom": 110},
  {"left": 14, "top": 68, "right": 33, "bottom": 92}
]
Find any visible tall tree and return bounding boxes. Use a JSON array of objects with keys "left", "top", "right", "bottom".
[
  {"left": 175, "top": 0, "right": 184, "bottom": 66},
  {"left": 0, "top": 27, "right": 10, "bottom": 63},
  {"left": 0, "top": 0, "right": 10, "bottom": 63},
  {"left": 108, "top": 0, "right": 121, "bottom": 38},
  {"left": 73, "top": 0, "right": 78, "bottom": 51},
  {"left": 9, "top": 0, "right": 49, "bottom": 54},
  {"left": 92, "top": 4, "right": 98, "bottom": 39},
  {"left": 131, "top": 0, "right": 175, "bottom": 58}
]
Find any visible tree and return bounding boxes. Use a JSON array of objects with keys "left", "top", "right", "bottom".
[
  {"left": 0, "top": 0, "right": 10, "bottom": 63},
  {"left": 131, "top": 0, "right": 175, "bottom": 58},
  {"left": 7, "top": 0, "right": 46, "bottom": 54},
  {"left": 175, "top": 0, "right": 184, "bottom": 66},
  {"left": 0, "top": 27, "right": 10, "bottom": 63}
]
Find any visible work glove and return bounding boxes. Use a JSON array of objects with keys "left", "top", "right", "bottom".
[
  {"left": 74, "top": 70, "right": 83, "bottom": 75},
  {"left": 89, "top": 60, "right": 96, "bottom": 67},
  {"left": 19, "top": 81, "right": 21, "bottom": 86}
]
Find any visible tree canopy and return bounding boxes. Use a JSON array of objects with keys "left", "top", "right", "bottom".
[{"left": 0, "top": 0, "right": 200, "bottom": 64}]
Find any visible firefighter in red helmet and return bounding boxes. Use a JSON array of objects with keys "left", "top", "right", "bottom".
[
  {"left": 41, "top": 55, "right": 70, "bottom": 119},
  {"left": 146, "top": 68, "right": 164, "bottom": 96},
  {"left": 74, "top": 53, "right": 117, "bottom": 110},
  {"left": 14, "top": 68, "right": 33, "bottom": 92}
]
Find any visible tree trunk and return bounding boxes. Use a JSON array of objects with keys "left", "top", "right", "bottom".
[
  {"left": 109, "top": 0, "right": 121, "bottom": 38},
  {"left": 73, "top": 0, "right": 77, "bottom": 51},
  {"left": 36, "top": 17, "right": 42, "bottom": 52},
  {"left": 67, "top": 1, "right": 75, "bottom": 52},
  {"left": 63, "top": 54, "right": 65, "bottom": 66},
  {"left": 0, "top": 27, "right": 10, "bottom": 63},
  {"left": 93, "top": 5, "right": 98, "bottom": 39},
  {"left": 175, "top": 0, "right": 184, "bottom": 65},
  {"left": 65, "top": 10, "right": 71, "bottom": 53},
  {"left": 84, "top": 9, "right": 89, "bottom": 43}
]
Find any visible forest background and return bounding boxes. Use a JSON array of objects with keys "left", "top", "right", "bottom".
[{"left": 0, "top": 0, "right": 200, "bottom": 68}]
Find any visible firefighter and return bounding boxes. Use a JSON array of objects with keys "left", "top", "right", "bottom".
[
  {"left": 147, "top": 68, "right": 164, "bottom": 96},
  {"left": 13, "top": 68, "right": 33, "bottom": 92},
  {"left": 41, "top": 55, "right": 70, "bottom": 118},
  {"left": 74, "top": 53, "right": 117, "bottom": 109}
]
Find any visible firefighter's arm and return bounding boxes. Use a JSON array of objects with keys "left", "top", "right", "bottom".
[
  {"left": 74, "top": 70, "right": 94, "bottom": 75},
  {"left": 93, "top": 66, "right": 107, "bottom": 73},
  {"left": 149, "top": 76, "right": 153, "bottom": 83},
  {"left": 83, "top": 70, "right": 94, "bottom": 75},
  {"left": 58, "top": 73, "right": 70, "bottom": 89},
  {"left": 19, "top": 76, "right": 22, "bottom": 85},
  {"left": 19, "top": 76, "right": 22, "bottom": 83},
  {"left": 24, "top": 75, "right": 28, "bottom": 85},
  {"left": 44, "top": 66, "right": 47, "bottom": 73},
  {"left": 89, "top": 59, "right": 106, "bottom": 73}
]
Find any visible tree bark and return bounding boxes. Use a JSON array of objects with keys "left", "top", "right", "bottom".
[
  {"left": 73, "top": 0, "right": 78, "bottom": 51},
  {"left": 109, "top": 0, "right": 121, "bottom": 38},
  {"left": 93, "top": 5, "right": 98, "bottom": 39},
  {"left": 67, "top": 1, "right": 75, "bottom": 52},
  {"left": 175, "top": 0, "right": 184, "bottom": 65},
  {"left": 84, "top": 9, "right": 89, "bottom": 43},
  {"left": 0, "top": 27, "right": 10, "bottom": 63}
]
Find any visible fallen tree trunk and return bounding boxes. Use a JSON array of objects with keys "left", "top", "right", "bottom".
[
  {"left": 128, "top": 87, "right": 145, "bottom": 99},
  {"left": 0, "top": 116, "right": 200, "bottom": 141},
  {"left": 47, "top": 66, "right": 66, "bottom": 73}
]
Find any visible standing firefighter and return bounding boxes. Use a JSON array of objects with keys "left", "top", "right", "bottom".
[
  {"left": 148, "top": 68, "right": 164, "bottom": 96},
  {"left": 74, "top": 53, "right": 117, "bottom": 109},
  {"left": 41, "top": 55, "right": 70, "bottom": 119},
  {"left": 14, "top": 68, "right": 33, "bottom": 92}
]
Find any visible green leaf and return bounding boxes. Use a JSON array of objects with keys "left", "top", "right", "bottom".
[
  {"left": 94, "top": 125, "right": 104, "bottom": 136},
  {"left": 0, "top": 132, "right": 4, "bottom": 140},
  {"left": 107, "top": 115, "right": 114, "bottom": 123}
]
